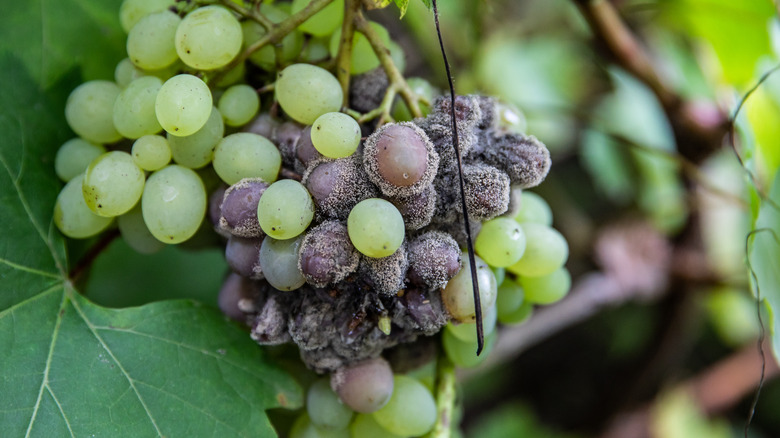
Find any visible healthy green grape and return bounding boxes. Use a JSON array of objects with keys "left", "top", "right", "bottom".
[
  {"left": 474, "top": 217, "right": 526, "bottom": 267},
  {"left": 496, "top": 101, "right": 528, "bottom": 134},
  {"left": 391, "top": 77, "right": 435, "bottom": 122},
  {"left": 54, "top": 175, "right": 114, "bottom": 239},
  {"left": 495, "top": 278, "right": 524, "bottom": 320},
  {"left": 168, "top": 106, "right": 224, "bottom": 169},
  {"left": 258, "top": 236, "right": 307, "bottom": 291},
  {"left": 142, "top": 164, "right": 206, "bottom": 243},
  {"left": 347, "top": 199, "right": 405, "bottom": 258},
  {"left": 213, "top": 133, "right": 281, "bottom": 185},
  {"left": 446, "top": 303, "right": 497, "bottom": 343},
  {"left": 291, "top": 0, "right": 344, "bottom": 37},
  {"left": 300, "top": 36, "right": 331, "bottom": 63},
  {"left": 372, "top": 375, "right": 436, "bottom": 437},
  {"left": 175, "top": 5, "right": 243, "bottom": 70},
  {"left": 126, "top": 10, "right": 181, "bottom": 70},
  {"left": 257, "top": 179, "right": 314, "bottom": 239},
  {"left": 155, "top": 74, "right": 213, "bottom": 136},
  {"left": 275, "top": 63, "right": 342, "bottom": 124},
  {"left": 310, "top": 112, "right": 361, "bottom": 158},
  {"left": 350, "top": 414, "right": 403, "bottom": 438},
  {"left": 492, "top": 266, "right": 506, "bottom": 287},
  {"left": 117, "top": 203, "right": 165, "bottom": 254},
  {"left": 241, "top": 5, "right": 303, "bottom": 71},
  {"left": 131, "top": 135, "right": 171, "bottom": 171},
  {"left": 55, "top": 138, "right": 106, "bottom": 182},
  {"left": 441, "top": 253, "right": 497, "bottom": 323},
  {"left": 443, "top": 329, "right": 497, "bottom": 369},
  {"left": 119, "top": 0, "right": 175, "bottom": 33},
  {"left": 289, "top": 413, "right": 349, "bottom": 438},
  {"left": 65, "top": 80, "right": 122, "bottom": 144},
  {"left": 307, "top": 379, "right": 354, "bottom": 430},
  {"left": 115, "top": 57, "right": 180, "bottom": 88},
  {"left": 498, "top": 300, "right": 534, "bottom": 325},
  {"left": 113, "top": 76, "right": 163, "bottom": 139},
  {"left": 520, "top": 267, "right": 571, "bottom": 305},
  {"left": 82, "top": 151, "right": 145, "bottom": 217},
  {"left": 506, "top": 223, "right": 568, "bottom": 277},
  {"left": 218, "top": 84, "right": 260, "bottom": 127},
  {"left": 514, "top": 191, "right": 552, "bottom": 225},
  {"left": 329, "top": 21, "right": 390, "bottom": 75}
]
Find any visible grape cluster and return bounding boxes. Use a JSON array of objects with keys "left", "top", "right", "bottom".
[{"left": 51, "top": 0, "right": 573, "bottom": 435}]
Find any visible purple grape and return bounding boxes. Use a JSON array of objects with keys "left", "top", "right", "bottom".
[
  {"left": 275, "top": 121, "right": 303, "bottom": 168},
  {"left": 295, "top": 126, "right": 323, "bottom": 171},
  {"left": 349, "top": 68, "right": 389, "bottom": 113},
  {"left": 208, "top": 184, "right": 227, "bottom": 227},
  {"left": 298, "top": 220, "right": 360, "bottom": 288},
  {"left": 330, "top": 357, "right": 394, "bottom": 413},
  {"left": 461, "top": 163, "right": 510, "bottom": 220},
  {"left": 483, "top": 132, "right": 551, "bottom": 188},
  {"left": 225, "top": 235, "right": 263, "bottom": 279},
  {"left": 407, "top": 231, "right": 460, "bottom": 290},
  {"left": 218, "top": 272, "right": 263, "bottom": 323},
  {"left": 218, "top": 178, "right": 269, "bottom": 238},
  {"left": 389, "top": 183, "right": 436, "bottom": 230},
  {"left": 242, "top": 112, "right": 279, "bottom": 139},
  {"left": 302, "top": 156, "right": 378, "bottom": 220}
]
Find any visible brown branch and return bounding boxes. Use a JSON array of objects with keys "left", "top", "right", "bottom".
[{"left": 68, "top": 228, "right": 120, "bottom": 284}]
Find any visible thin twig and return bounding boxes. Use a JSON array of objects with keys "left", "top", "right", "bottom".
[
  {"left": 336, "top": 0, "right": 360, "bottom": 107},
  {"left": 219, "top": 0, "right": 273, "bottom": 29},
  {"left": 68, "top": 229, "right": 120, "bottom": 283}
]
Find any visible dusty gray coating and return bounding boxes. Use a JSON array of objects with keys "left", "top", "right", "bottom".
[
  {"left": 302, "top": 156, "right": 378, "bottom": 220},
  {"left": 218, "top": 177, "right": 268, "bottom": 238},
  {"left": 407, "top": 231, "right": 461, "bottom": 290},
  {"left": 349, "top": 68, "right": 389, "bottom": 113},
  {"left": 298, "top": 220, "right": 360, "bottom": 288},
  {"left": 458, "top": 163, "right": 510, "bottom": 220},
  {"left": 359, "top": 243, "right": 409, "bottom": 296},
  {"left": 477, "top": 133, "right": 551, "bottom": 188},
  {"left": 389, "top": 182, "right": 436, "bottom": 231}
]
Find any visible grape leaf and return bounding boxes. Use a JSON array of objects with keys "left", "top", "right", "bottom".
[
  {"left": 394, "top": 0, "right": 409, "bottom": 17},
  {"left": 0, "top": 55, "right": 302, "bottom": 437}
]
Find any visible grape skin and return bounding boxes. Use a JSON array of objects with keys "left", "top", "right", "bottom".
[
  {"left": 310, "top": 112, "right": 361, "bottom": 159},
  {"left": 256, "top": 179, "right": 314, "bottom": 240},
  {"left": 155, "top": 74, "right": 213, "bottom": 136},
  {"left": 55, "top": 138, "right": 106, "bottom": 182},
  {"left": 275, "top": 63, "right": 342, "bottom": 124},
  {"left": 441, "top": 253, "right": 498, "bottom": 323},
  {"left": 175, "top": 5, "right": 243, "bottom": 70},
  {"left": 126, "top": 10, "right": 181, "bottom": 71},
  {"left": 347, "top": 198, "right": 405, "bottom": 258},
  {"left": 65, "top": 80, "right": 122, "bottom": 144},
  {"left": 142, "top": 165, "right": 207, "bottom": 243},
  {"left": 307, "top": 378, "right": 354, "bottom": 430},
  {"left": 82, "top": 151, "right": 145, "bottom": 217},
  {"left": 372, "top": 375, "right": 436, "bottom": 436},
  {"left": 213, "top": 133, "right": 281, "bottom": 185},
  {"left": 474, "top": 217, "right": 527, "bottom": 267},
  {"left": 54, "top": 175, "right": 113, "bottom": 239}
]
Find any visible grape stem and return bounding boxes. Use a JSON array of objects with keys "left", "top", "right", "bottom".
[
  {"left": 68, "top": 229, "right": 120, "bottom": 284},
  {"left": 426, "top": 356, "right": 457, "bottom": 438},
  {"left": 208, "top": 0, "right": 336, "bottom": 85},
  {"left": 218, "top": 0, "right": 273, "bottom": 30},
  {"left": 336, "top": 0, "right": 361, "bottom": 107}
]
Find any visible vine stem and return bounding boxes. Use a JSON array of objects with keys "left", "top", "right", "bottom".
[
  {"left": 218, "top": 0, "right": 273, "bottom": 29},
  {"left": 426, "top": 356, "right": 457, "bottom": 438},
  {"left": 336, "top": 0, "right": 360, "bottom": 107},
  {"left": 68, "top": 229, "right": 120, "bottom": 284}
]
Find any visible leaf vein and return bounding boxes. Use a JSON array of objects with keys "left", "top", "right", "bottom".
[
  {"left": 0, "top": 257, "right": 60, "bottom": 278},
  {"left": 45, "top": 385, "right": 75, "bottom": 437}
]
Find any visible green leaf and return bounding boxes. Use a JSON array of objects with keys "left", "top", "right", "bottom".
[
  {"left": 394, "top": 0, "right": 409, "bottom": 17},
  {"left": 419, "top": 0, "right": 432, "bottom": 9},
  {"left": 0, "top": 56, "right": 302, "bottom": 437}
]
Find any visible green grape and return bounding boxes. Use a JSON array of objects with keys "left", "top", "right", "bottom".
[
  {"left": 55, "top": 138, "right": 106, "bottom": 182},
  {"left": 155, "top": 74, "right": 213, "bottom": 136},
  {"left": 115, "top": 58, "right": 146, "bottom": 88},
  {"left": 168, "top": 106, "right": 224, "bottom": 169},
  {"left": 441, "top": 253, "right": 497, "bottom": 323},
  {"left": 215, "top": 61, "right": 246, "bottom": 88},
  {"left": 213, "top": 132, "right": 281, "bottom": 185},
  {"left": 126, "top": 10, "right": 181, "bottom": 70},
  {"left": 520, "top": 267, "right": 572, "bottom": 305},
  {"left": 289, "top": 413, "right": 349, "bottom": 438},
  {"left": 113, "top": 76, "right": 163, "bottom": 139},
  {"left": 258, "top": 236, "right": 307, "bottom": 291},
  {"left": 474, "top": 217, "right": 526, "bottom": 267},
  {"left": 54, "top": 175, "right": 113, "bottom": 239},
  {"left": 498, "top": 300, "right": 534, "bottom": 325},
  {"left": 142, "top": 165, "right": 206, "bottom": 243},
  {"left": 65, "top": 80, "right": 122, "bottom": 144},
  {"left": 307, "top": 379, "right": 354, "bottom": 430},
  {"left": 446, "top": 303, "right": 497, "bottom": 343},
  {"left": 275, "top": 63, "right": 342, "bottom": 124},
  {"left": 131, "top": 135, "right": 171, "bottom": 171},
  {"left": 310, "top": 112, "right": 361, "bottom": 158},
  {"left": 495, "top": 278, "right": 524, "bottom": 319},
  {"left": 388, "top": 40, "right": 406, "bottom": 75},
  {"left": 257, "top": 179, "right": 314, "bottom": 239},
  {"left": 218, "top": 84, "right": 260, "bottom": 127},
  {"left": 491, "top": 266, "right": 506, "bottom": 287},
  {"left": 176, "top": 5, "right": 243, "bottom": 70},
  {"left": 496, "top": 101, "right": 527, "bottom": 133},
  {"left": 391, "top": 77, "right": 435, "bottom": 122},
  {"left": 117, "top": 204, "right": 165, "bottom": 254},
  {"left": 119, "top": 0, "right": 175, "bottom": 33},
  {"left": 350, "top": 414, "right": 403, "bottom": 438},
  {"left": 241, "top": 5, "right": 303, "bottom": 71},
  {"left": 82, "top": 151, "right": 145, "bottom": 217},
  {"left": 506, "top": 223, "right": 568, "bottom": 277},
  {"left": 443, "top": 329, "right": 497, "bottom": 369},
  {"left": 347, "top": 198, "right": 405, "bottom": 258},
  {"left": 329, "top": 22, "right": 390, "bottom": 75},
  {"left": 291, "top": 0, "right": 344, "bottom": 37},
  {"left": 300, "top": 36, "right": 331, "bottom": 63},
  {"left": 514, "top": 191, "right": 552, "bottom": 225},
  {"left": 372, "top": 375, "right": 436, "bottom": 437}
]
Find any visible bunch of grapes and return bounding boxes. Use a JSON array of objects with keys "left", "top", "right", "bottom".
[{"left": 52, "top": 0, "right": 572, "bottom": 435}]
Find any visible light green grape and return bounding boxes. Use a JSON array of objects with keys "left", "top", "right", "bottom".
[
  {"left": 446, "top": 303, "right": 497, "bottom": 343},
  {"left": 275, "top": 63, "right": 342, "bottom": 124},
  {"left": 498, "top": 300, "right": 534, "bottom": 325},
  {"left": 300, "top": 36, "right": 331, "bottom": 63},
  {"left": 258, "top": 236, "right": 307, "bottom": 291},
  {"left": 310, "top": 112, "right": 361, "bottom": 158},
  {"left": 291, "top": 0, "right": 344, "bottom": 37},
  {"left": 126, "top": 10, "right": 181, "bottom": 70},
  {"left": 495, "top": 278, "right": 524, "bottom": 320},
  {"left": 113, "top": 76, "right": 163, "bottom": 139},
  {"left": 257, "top": 179, "right": 313, "bottom": 239},
  {"left": 213, "top": 133, "right": 281, "bottom": 185},
  {"left": 215, "top": 61, "right": 246, "bottom": 88},
  {"left": 350, "top": 414, "right": 403, "bottom": 438},
  {"left": 54, "top": 175, "right": 113, "bottom": 239},
  {"left": 155, "top": 74, "right": 213, "bottom": 136},
  {"left": 307, "top": 379, "right": 354, "bottom": 430},
  {"left": 55, "top": 138, "right": 106, "bottom": 182},
  {"left": 65, "top": 80, "right": 122, "bottom": 144},
  {"left": 82, "top": 151, "right": 145, "bottom": 217},
  {"left": 520, "top": 267, "right": 572, "bottom": 305},
  {"left": 142, "top": 165, "right": 206, "bottom": 243},
  {"left": 372, "top": 375, "right": 436, "bottom": 437},
  {"left": 218, "top": 84, "right": 260, "bottom": 127},
  {"left": 391, "top": 77, "right": 435, "bottom": 122},
  {"left": 119, "top": 0, "right": 175, "bottom": 33},
  {"left": 441, "top": 253, "right": 497, "bottom": 323},
  {"left": 492, "top": 266, "right": 506, "bottom": 287},
  {"left": 496, "top": 101, "right": 528, "bottom": 134},
  {"left": 474, "top": 217, "right": 526, "bottom": 267},
  {"left": 347, "top": 199, "right": 405, "bottom": 258},
  {"left": 443, "top": 329, "right": 497, "bottom": 369},
  {"left": 241, "top": 5, "right": 303, "bottom": 71},
  {"left": 131, "top": 135, "right": 171, "bottom": 171},
  {"left": 289, "top": 413, "right": 349, "bottom": 438},
  {"left": 514, "top": 191, "right": 552, "bottom": 225},
  {"left": 168, "top": 106, "right": 224, "bottom": 169},
  {"left": 175, "top": 5, "right": 243, "bottom": 70},
  {"left": 117, "top": 204, "right": 165, "bottom": 254},
  {"left": 506, "top": 223, "right": 568, "bottom": 277},
  {"left": 329, "top": 22, "right": 390, "bottom": 75},
  {"left": 115, "top": 57, "right": 180, "bottom": 88}
]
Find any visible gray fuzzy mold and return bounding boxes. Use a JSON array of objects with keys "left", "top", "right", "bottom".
[
  {"left": 302, "top": 156, "right": 379, "bottom": 220},
  {"left": 359, "top": 243, "right": 409, "bottom": 296},
  {"left": 298, "top": 220, "right": 360, "bottom": 288}
]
